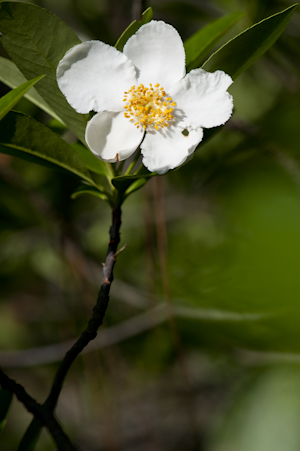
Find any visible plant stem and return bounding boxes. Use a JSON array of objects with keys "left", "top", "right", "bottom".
[
  {"left": 0, "top": 368, "right": 77, "bottom": 451},
  {"left": 0, "top": 206, "right": 123, "bottom": 450},
  {"left": 44, "top": 206, "right": 122, "bottom": 411}
]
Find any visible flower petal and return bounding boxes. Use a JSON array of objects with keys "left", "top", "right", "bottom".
[
  {"left": 141, "top": 125, "right": 203, "bottom": 174},
  {"left": 85, "top": 111, "right": 144, "bottom": 163},
  {"left": 57, "top": 41, "right": 137, "bottom": 114},
  {"left": 169, "top": 69, "right": 233, "bottom": 129},
  {"left": 123, "top": 21, "right": 186, "bottom": 91}
]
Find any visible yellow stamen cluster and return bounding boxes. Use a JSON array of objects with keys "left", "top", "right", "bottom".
[{"left": 123, "top": 83, "right": 176, "bottom": 130}]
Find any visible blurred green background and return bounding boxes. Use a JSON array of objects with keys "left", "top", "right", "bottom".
[{"left": 1, "top": 0, "right": 300, "bottom": 449}]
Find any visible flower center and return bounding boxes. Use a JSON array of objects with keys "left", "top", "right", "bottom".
[{"left": 123, "top": 83, "right": 176, "bottom": 130}]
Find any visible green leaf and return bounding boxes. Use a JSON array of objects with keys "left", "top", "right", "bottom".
[
  {"left": 71, "top": 185, "right": 109, "bottom": 201},
  {"left": 124, "top": 177, "right": 150, "bottom": 196},
  {"left": 71, "top": 143, "right": 108, "bottom": 177},
  {"left": 46, "top": 117, "right": 66, "bottom": 135},
  {"left": 112, "top": 172, "right": 154, "bottom": 193},
  {"left": 184, "top": 12, "right": 244, "bottom": 72},
  {"left": 18, "top": 417, "right": 43, "bottom": 451},
  {"left": 115, "top": 7, "right": 153, "bottom": 51},
  {"left": 0, "top": 388, "right": 13, "bottom": 432},
  {"left": 0, "top": 57, "right": 63, "bottom": 123},
  {"left": 0, "top": 75, "right": 44, "bottom": 121},
  {"left": 0, "top": 112, "right": 95, "bottom": 184},
  {"left": 0, "top": 2, "right": 87, "bottom": 142},
  {"left": 202, "top": 4, "right": 298, "bottom": 79}
]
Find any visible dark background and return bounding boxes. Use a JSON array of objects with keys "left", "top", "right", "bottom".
[{"left": 1, "top": 0, "right": 300, "bottom": 449}]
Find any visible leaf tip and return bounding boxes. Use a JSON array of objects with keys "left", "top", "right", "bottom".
[{"left": 141, "top": 6, "right": 153, "bottom": 21}]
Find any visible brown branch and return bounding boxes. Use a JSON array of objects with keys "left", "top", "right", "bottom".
[
  {"left": 0, "top": 306, "right": 266, "bottom": 368},
  {"left": 44, "top": 206, "right": 122, "bottom": 411},
  {"left": 0, "top": 206, "right": 123, "bottom": 450},
  {"left": 0, "top": 368, "right": 77, "bottom": 451}
]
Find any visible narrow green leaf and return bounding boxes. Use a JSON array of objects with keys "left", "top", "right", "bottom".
[
  {"left": 202, "top": 4, "right": 298, "bottom": 79},
  {"left": 0, "top": 388, "right": 13, "bottom": 432},
  {"left": 115, "top": 7, "right": 153, "bottom": 51},
  {"left": 124, "top": 177, "right": 149, "bottom": 196},
  {"left": 0, "top": 112, "right": 95, "bottom": 184},
  {"left": 0, "top": 75, "right": 44, "bottom": 121},
  {"left": 112, "top": 172, "right": 154, "bottom": 193},
  {"left": 71, "top": 143, "right": 108, "bottom": 177},
  {"left": 18, "top": 417, "right": 43, "bottom": 451},
  {"left": 0, "top": 57, "right": 64, "bottom": 123},
  {"left": 184, "top": 12, "right": 244, "bottom": 72},
  {"left": 71, "top": 185, "right": 109, "bottom": 201},
  {"left": 0, "top": 2, "right": 87, "bottom": 142}
]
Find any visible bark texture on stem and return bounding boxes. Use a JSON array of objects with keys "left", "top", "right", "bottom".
[
  {"left": 0, "top": 207, "right": 122, "bottom": 450},
  {"left": 0, "top": 368, "right": 76, "bottom": 451},
  {"left": 45, "top": 207, "right": 122, "bottom": 410}
]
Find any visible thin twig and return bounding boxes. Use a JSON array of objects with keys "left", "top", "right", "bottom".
[
  {"left": 0, "top": 306, "right": 266, "bottom": 368},
  {"left": 0, "top": 368, "right": 77, "bottom": 451},
  {"left": 0, "top": 206, "right": 123, "bottom": 450},
  {"left": 44, "top": 206, "right": 122, "bottom": 411},
  {"left": 114, "top": 243, "right": 127, "bottom": 257}
]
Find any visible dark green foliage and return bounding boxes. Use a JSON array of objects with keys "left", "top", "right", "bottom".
[
  {"left": 0, "top": 112, "right": 94, "bottom": 184},
  {"left": 203, "top": 4, "right": 298, "bottom": 78},
  {"left": 0, "top": 389, "right": 13, "bottom": 432},
  {"left": 0, "top": 1, "right": 299, "bottom": 450},
  {"left": 115, "top": 7, "right": 153, "bottom": 51},
  {"left": 0, "top": 1, "right": 87, "bottom": 142},
  {"left": 185, "top": 12, "right": 244, "bottom": 71}
]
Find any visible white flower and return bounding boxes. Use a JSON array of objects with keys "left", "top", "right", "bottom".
[{"left": 57, "top": 21, "right": 233, "bottom": 174}]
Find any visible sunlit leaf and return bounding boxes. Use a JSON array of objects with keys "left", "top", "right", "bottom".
[
  {"left": 0, "top": 112, "right": 95, "bottom": 184},
  {"left": 0, "top": 1, "right": 87, "bottom": 142},
  {"left": 0, "top": 74, "right": 44, "bottom": 121},
  {"left": 184, "top": 12, "right": 244, "bottom": 72},
  {"left": 18, "top": 417, "right": 43, "bottom": 451},
  {"left": 115, "top": 7, "right": 153, "bottom": 51},
  {"left": 0, "top": 57, "right": 63, "bottom": 123},
  {"left": 0, "top": 388, "right": 13, "bottom": 432},
  {"left": 203, "top": 4, "right": 298, "bottom": 79}
]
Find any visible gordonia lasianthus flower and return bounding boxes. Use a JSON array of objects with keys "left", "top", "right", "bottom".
[{"left": 57, "top": 21, "right": 233, "bottom": 174}]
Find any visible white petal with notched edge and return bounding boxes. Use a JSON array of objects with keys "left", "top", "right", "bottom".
[
  {"left": 85, "top": 111, "right": 144, "bottom": 163},
  {"left": 169, "top": 69, "right": 233, "bottom": 130},
  {"left": 141, "top": 125, "right": 204, "bottom": 174},
  {"left": 123, "top": 21, "right": 186, "bottom": 91},
  {"left": 57, "top": 41, "right": 137, "bottom": 114}
]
